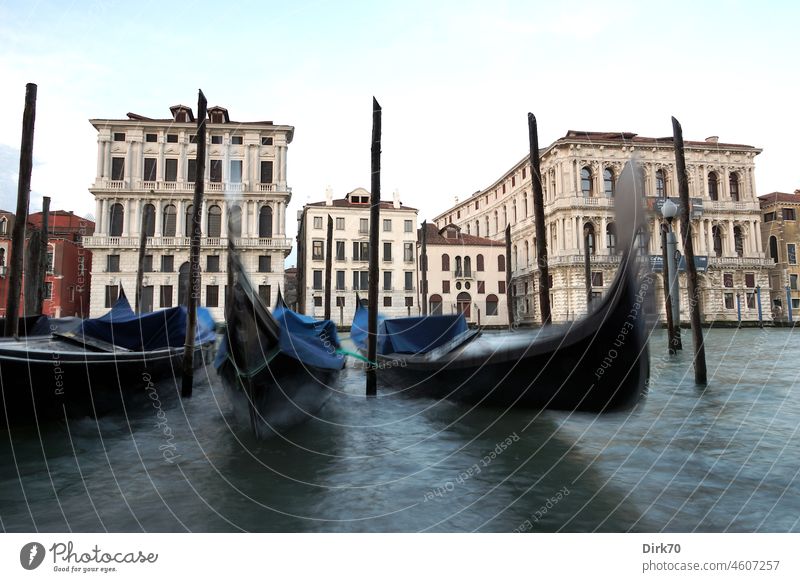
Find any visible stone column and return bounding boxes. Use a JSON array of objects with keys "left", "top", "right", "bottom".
[
  {"left": 707, "top": 220, "right": 715, "bottom": 256},
  {"left": 600, "top": 216, "right": 607, "bottom": 254},
  {"left": 178, "top": 138, "right": 186, "bottom": 183},
  {"left": 754, "top": 219, "right": 763, "bottom": 254},
  {"left": 154, "top": 199, "right": 162, "bottom": 237},
  {"left": 103, "top": 140, "right": 111, "bottom": 179},
  {"left": 157, "top": 137, "right": 165, "bottom": 182},
  {"left": 727, "top": 220, "right": 736, "bottom": 257},
  {"left": 99, "top": 199, "right": 107, "bottom": 235},
  {"left": 95, "top": 198, "right": 102, "bottom": 233},
  {"left": 125, "top": 145, "right": 133, "bottom": 188},
  {"left": 221, "top": 201, "right": 228, "bottom": 238},
  {"left": 96, "top": 137, "right": 104, "bottom": 179},
  {"left": 177, "top": 200, "right": 184, "bottom": 238},
  {"left": 697, "top": 220, "right": 706, "bottom": 254}
]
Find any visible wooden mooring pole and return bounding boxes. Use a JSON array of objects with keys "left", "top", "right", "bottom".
[
  {"left": 33, "top": 196, "right": 50, "bottom": 315},
  {"left": 366, "top": 97, "right": 381, "bottom": 397},
  {"left": 135, "top": 191, "right": 153, "bottom": 313},
  {"left": 181, "top": 90, "right": 208, "bottom": 398},
  {"left": 672, "top": 116, "right": 707, "bottom": 385},
  {"left": 505, "top": 225, "right": 513, "bottom": 329},
  {"left": 5, "top": 83, "right": 37, "bottom": 336},
  {"left": 528, "top": 113, "right": 551, "bottom": 326},
  {"left": 421, "top": 220, "right": 428, "bottom": 315},
  {"left": 660, "top": 223, "right": 677, "bottom": 355},
  {"left": 324, "top": 215, "right": 333, "bottom": 321}
]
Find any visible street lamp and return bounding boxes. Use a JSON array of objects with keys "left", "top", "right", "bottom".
[{"left": 661, "top": 199, "right": 682, "bottom": 351}]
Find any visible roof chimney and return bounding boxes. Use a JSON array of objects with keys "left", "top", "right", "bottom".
[
  {"left": 705, "top": 136, "right": 719, "bottom": 144},
  {"left": 393, "top": 189, "right": 400, "bottom": 209},
  {"left": 325, "top": 185, "right": 333, "bottom": 206}
]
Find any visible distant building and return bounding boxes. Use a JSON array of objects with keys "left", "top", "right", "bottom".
[
  {"left": 81, "top": 104, "right": 294, "bottom": 318},
  {"left": 296, "top": 187, "right": 418, "bottom": 325},
  {"left": 759, "top": 190, "right": 800, "bottom": 322},
  {"left": 283, "top": 266, "right": 298, "bottom": 310},
  {"left": 434, "top": 130, "right": 772, "bottom": 324},
  {"left": 0, "top": 209, "right": 94, "bottom": 318},
  {"left": 419, "top": 222, "right": 508, "bottom": 326}
]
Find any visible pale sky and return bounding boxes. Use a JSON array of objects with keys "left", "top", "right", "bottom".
[{"left": 1, "top": 0, "right": 798, "bottom": 266}]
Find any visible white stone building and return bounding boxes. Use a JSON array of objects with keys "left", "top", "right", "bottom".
[
  {"left": 82, "top": 104, "right": 293, "bottom": 319},
  {"left": 434, "top": 130, "right": 772, "bottom": 324},
  {"left": 419, "top": 223, "right": 508, "bottom": 326},
  {"left": 296, "top": 187, "right": 418, "bottom": 325}
]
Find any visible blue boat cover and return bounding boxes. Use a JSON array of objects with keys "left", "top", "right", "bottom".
[
  {"left": 352, "top": 303, "right": 469, "bottom": 355},
  {"left": 272, "top": 304, "right": 346, "bottom": 371},
  {"left": 77, "top": 295, "right": 216, "bottom": 351}
]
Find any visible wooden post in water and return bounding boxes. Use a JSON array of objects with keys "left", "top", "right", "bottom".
[
  {"left": 660, "top": 223, "right": 677, "bottom": 355},
  {"left": 584, "top": 226, "right": 592, "bottom": 310},
  {"left": 5, "top": 83, "right": 37, "bottom": 337},
  {"left": 24, "top": 230, "right": 42, "bottom": 315},
  {"left": 135, "top": 191, "right": 153, "bottom": 313},
  {"left": 672, "top": 116, "right": 707, "bottom": 385},
  {"left": 181, "top": 90, "right": 207, "bottom": 398},
  {"left": 366, "top": 97, "right": 381, "bottom": 397},
  {"left": 324, "top": 215, "right": 333, "bottom": 321},
  {"left": 528, "top": 113, "right": 551, "bottom": 326},
  {"left": 505, "top": 225, "right": 513, "bottom": 329},
  {"left": 421, "top": 220, "right": 428, "bottom": 315},
  {"left": 33, "top": 196, "right": 50, "bottom": 315}
]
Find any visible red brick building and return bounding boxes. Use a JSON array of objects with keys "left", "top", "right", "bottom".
[{"left": 0, "top": 209, "right": 94, "bottom": 318}]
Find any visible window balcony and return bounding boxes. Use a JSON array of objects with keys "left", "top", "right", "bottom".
[
  {"left": 81, "top": 235, "right": 293, "bottom": 250},
  {"left": 92, "top": 179, "right": 291, "bottom": 195}
]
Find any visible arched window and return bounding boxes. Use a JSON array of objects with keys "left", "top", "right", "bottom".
[
  {"left": 606, "top": 222, "right": 617, "bottom": 254},
  {"left": 523, "top": 192, "right": 529, "bottom": 216},
  {"left": 512, "top": 199, "right": 517, "bottom": 224},
  {"left": 730, "top": 173, "right": 740, "bottom": 201},
  {"left": 228, "top": 204, "right": 242, "bottom": 238},
  {"left": 0, "top": 217, "right": 7, "bottom": 236},
  {"left": 466, "top": 223, "right": 471, "bottom": 235},
  {"left": 455, "top": 256, "right": 462, "bottom": 277},
  {"left": 184, "top": 204, "right": 194, "bottom": 236},
  {"left": 498, "top": 255, "right": 505, "bottom": 272},
  {"left": 475, "top": 220, "right": 480, "bottom": 237},
  {"left": 476, "top": 254, "right": 484, "bottom": 272},
  {"left": 581, "top": 167, "right": 593, "bottom": 196},
  {"left": 524, "top": 240, "right": 530, "bottom": 266},
  {"left": 708, "top": 171, "right": 719, "bottom": 201},
  {"left": 142, "top": 203, "right": 155, "bottom": 237},
  {"left": 109, "top": 203, "right": 124, "bottom": 236},
  {"left": 464, "top": 256, "right": 472, "bottom": 277},
  {"left": 429, "top": 294, "right": 443, "bottom": 315},
  {"left": 584, "top": 222, "right": 596, "bottom": 255},
  {"left": 162, "top": 204, "right": 177, "bottom": 236},
  {"left": 494, "top": 210, "right": 499, "bottom": 233},
  {"left": 604, "top": 168, "right": 615, "bottom": 197},
  {"left": 769, "top": 235, "right": 779, "bottom": 261},
  {"left": 456, "top": 291, "right": 471, "bottom": 317},
  {"left": 0, "top": 247, "right": 5, "bottom": 267},
  {"left": 441, "top": 253, "right": 450, "bottom": 272},
  {"left": 734, "top": 225, "right": 744, "bottom": 257},
  {"left": 259, "top": 205, "right": 273, "bottom": 238},
  {"left": 207, "top": 204, "right": 222, "bottom": 237},
  {"left": 712, "top": 225, "right": 723, "bottom": 257},
  {"left": 484, "top": 216, "right": 489, "bottom": 237},
  {"left": 486, "top": 294, "right": 499, "bottom": 316},
  {"left": 656, "top": 169, "right": 666, "bottom": 197}
]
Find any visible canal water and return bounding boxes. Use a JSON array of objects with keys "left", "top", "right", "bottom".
[{"left": 1, "top": 328, "right": 798, "bottom": 532}]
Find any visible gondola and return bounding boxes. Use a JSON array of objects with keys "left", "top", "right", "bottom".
[
  {"left": 215, "top": 254, "right": 345, "bottom": 439},
  {"left": 0, "top": 291, "right": 217, "bottom": 424},
  {"left": 350, "top": 161, "right": 652, "bottom": 412}
]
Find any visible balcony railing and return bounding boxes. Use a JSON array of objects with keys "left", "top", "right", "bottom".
[
  {"left": 708, "top": 256, "right": 775, "bottom": 268},
  {"left": 93, "top": 179, "right": 290, "bottom": 194},
  {"left": 81, "top": 235, "right": 293, "bottom": 249}
]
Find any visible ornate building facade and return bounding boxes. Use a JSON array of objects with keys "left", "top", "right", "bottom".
[
  {"left": 759, "top": 190, "right": 800, "bottom": 323},
  {"left": 434, "top": 130, "right": 772, "bottom": 324},
  {"left": 82, "top": 104, "right": 293, "bottom": 319}
]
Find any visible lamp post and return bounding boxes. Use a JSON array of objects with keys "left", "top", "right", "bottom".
[
  {"left": 786, "top": 285, "right": 793, "bottom": 324},
  {"left": 661, "top": 199, "right": 682, "bottom": 350}
]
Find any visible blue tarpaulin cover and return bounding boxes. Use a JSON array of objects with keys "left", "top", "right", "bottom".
[
  {"left": 352, "top": 303, "right": 469, "bottom": 355},
  {"left": 272, "top": 305, "right": 345, "bottom": 370},
  {"left": 77, "top": 294, "right": 216, "bottom": 351}
]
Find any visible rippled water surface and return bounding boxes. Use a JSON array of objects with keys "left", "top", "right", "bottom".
[{"left": 1, "top": 328, "right": 799, "bottom": 532}]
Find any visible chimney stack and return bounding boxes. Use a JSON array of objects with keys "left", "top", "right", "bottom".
[
  {"left": 392, "top": 189, "right": 400, "bottom": 209},
  {"left": 325, "top": 185, "right": 333, "bottom": 206}
]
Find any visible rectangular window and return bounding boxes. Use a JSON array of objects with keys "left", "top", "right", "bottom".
[
  {"left": 335, "top": 241, "right": 345, "bottom": 261},
  {"left": 405, "top": 297, "right": 413, "bottom": 307},
  {"left": 44, "top": 282, "right": 52, "bottom": 300},
  {"left": 591, "top": 271, "right": 604, "bottom": 287},
  {"left": 336, "top": 297, "right": 346, "bottom": 307},
  {"left": 383, "top": 242, "right": 392, "bottom": 262},
  {"left": 189, "top": 134, "right": 198, "bottom": 144},
  {"left": 359, "top": 218, "right": 369, "bottom": 234},
  {"left": 165, "top": 158, "right": 178, "bottom": 182},
  {"left": 486, "top": 298, "right": 498, "bottom": 316},
  {"left": 258, "top": 255, "right": 271, "bottom": 273},
  {"left": 313, "top": 296, "right": 323, "bottom": 307},
  {"left": 499, "top": 280, "right": 506, "bottom": 294},
  {"left": 144, "top": 158, "right": 157, "bottom": 181},
  {"left": 166, "top": 134, "right": 178, "bottom": 143},
  {"left": 746, "top": 292, "right": 755, "bottom": 309},
  {"left": 211, "top": 135, "right": 223, "bottom": 145},
  {"left": 724, "top": 292, "right": 734, "bottom": 309},
  {"left": 206, "top": 285, "right": 219, "bottom": 307},
  {"left": 745, "top": 273, "right": 756, "bottom": 288},
  {"left": 313, "top": 270, "right": 323, "bottom": 290},
  {"left": 352, "top": 271, "right": 369, "bottom": 290},
  {"left": 207, "top": 255, "right": 220, "bottom": 272},
  {"left": 107, "top": 254, "right": 120, "bottom": 272},
  {"left": 46, "top": 251, "right": 54, "bottom": 273},
  {"left": 404, "top": 220, "right": 413, "bottom": 233},
  {"left": 105, "top": 285, "right": 119, "bottom": 308},
  {"left": 404, "top": 243, "right": 414, "bottom": 262},
  {"left": 336, "top": 271, "right": 345, "bottom": 290},
  {"left": 161, "top": 255, "right": 174, "bottom": 272},
  {"left": 209, "top": 159, "right": 223, "bottom": 182},
  {"left": 336, "top": 217, "right": 345, "bottom": 230},
  {"left": 477, "top": 281, "right": 485, "bottom": 294},
  {"left": 261, "top": 136, "right": 273, "bottom": 146},
  {"left": 783, "top": 208, "right": 796, "bottom": 220},
  {"left": 111, "top": 157, "right": 125, "bottom": 180},
  {"left": 442, "top": 280, "right": 450, "bottom": 294},
  {"left": 723, "top": 273, "right": 734, "bottom": 288},
  {"left": 231, "top": 136, "right": 243, "bottom": 145},
  {"left": 764, "top": 212, "right": 776, "bottom": 222},
  {"left": 229, "top": 160, "right": 242, "bottom": 183},
  {"left": 187, "top": 159, "right": 197, "bottom": 182},
  {"left": 383, "top": 219, "right": 392, "bottom": 232},
  {"left": 258, "top": 285, "right": 271, "bottom": 305},
  {"left": 788, "top": 244, "right": 797, "bottom": 265},
  {"left": 791, "top": 274, "right": 799, "bottom": 291},
  {"left": 793, "top": 298, "right": 800, "bottom": 310},
  {"left": 260, "top": 160, "right": 273, "bottom": 183},
  {"left": 404, "top": 272, "right": 413, "bottom": 291},
  {"left": 143, "top": 255, "right": 153, "bottom": 272},
  {"left": 313, "top": 216, "right": 323, "bottom": 229},
  {"left": 160, "top": 285, "right": 173, "bottom": 308},
  {"left": 113, "top": 132, "right": 125, "bottom": 142},
  {"left": 145, "top": 133, "right": 157, "bottom": 143},
  {"left": 312, "top": 240, "right": 324, "bottom": 260},
  {"left": 353, "top": 241, "right": 369, "bottom": 261},
  {"left": 383, "top": 296, "right": 392, "bottom": 307},
  {"left": 383, "top": 271, "right": 392, "bottom": 291}
]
